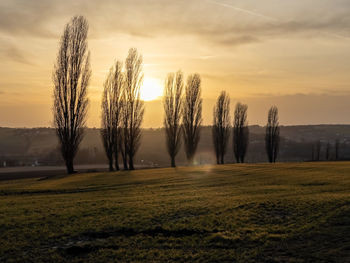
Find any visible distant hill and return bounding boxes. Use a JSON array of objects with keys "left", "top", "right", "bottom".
[{"left": 0, "top": 125, "right": 350, "bottom": 167}]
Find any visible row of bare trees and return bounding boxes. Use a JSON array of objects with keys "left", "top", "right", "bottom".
[
  {"left": 101, "top": 49, "right": 144, "bottom": 171},
  {"left": 52, "top": 16, "right": 204, "bottom": 173},
  {"left": 53, "top": 16, "right": 144, "bottom": 173},
  {"left": 211, "top": 92, "right": 280, "bottom": 164},
  {"left": 163, "top": 78, "right": 280, "bottom": 166},
  {"left": 311, "top": 140, "right": 340, "bottom": 161},
  {"left": 163, "top": 72, "right": 203, "bottom": 167},
  {"left": 211, "top": 93, "right": 249, "bottom": 164},
  {"left": 53, "top": 16, "right": 280, "bottom": 174}
]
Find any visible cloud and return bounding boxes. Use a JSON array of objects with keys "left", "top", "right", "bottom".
[
  {"left": 0, "top": 0, "right": 350, "bottom": 48},
  {"left": 0, "top": 0, "right": 58, "bottom": 38},
  {"left": 5, "top": 46, "right": 31, "bottom": 64},
  {"left": 206, "top": 0, "right": 278, "bottom": 22},
  {"left": 0, "top": 40, "right": 32, "bottom": 65}
]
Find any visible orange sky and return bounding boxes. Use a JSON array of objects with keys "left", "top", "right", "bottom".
[{"left": 0, "top": 0, "right": 350, "bottom": 127}]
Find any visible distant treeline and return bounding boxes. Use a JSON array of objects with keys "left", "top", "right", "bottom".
[{"left": 1, "top": 126, "right": 349, "bottom": 168}]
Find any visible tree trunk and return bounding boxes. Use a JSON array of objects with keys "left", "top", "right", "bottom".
[
  {"left": 129, "top": 157, "right": 134, "bottom": 170},
  {"left": 123, "top": 160, "right": 128, "bottom": 170},
  {"left": 66, "top": 158, "right": 75, "bottom": 174},
  {"left": 114, "top": 151, "right": 119, "bottom": 171},
  {"left": 120, "top": 150, "right": 128, "bottom": 170},
  {"left": 171, "top": 156, "right": 176, "bottom": 167},
  {"left": 188, "top": 156, "right": 194, "bottom": 166},
  {"left": 122, "top": 154, "right": 128, "bottom": 170},
  {"left": 108, "top": 157, "right": 114, "bottom": 172}
]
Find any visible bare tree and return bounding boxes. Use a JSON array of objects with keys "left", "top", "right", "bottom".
[
  {"left": 233, "top": 103, "right": 249, "bottom": 163},
  {"left": 101, "top": 61, "right": 124, "bottom": 171},
  {"left": 163, "top": 71, "right": 183, "bottom": 167},
  {"left": 53, "top": 16, "right": 91, "bottom": 174},
  {"left": 112, "top": 62, "right": 124, "bottom": 171},
  {"left": 265, "top": 106, "right": 280, "bottom": 163},
  {"left": 183, "top": 74, "right": 202, "bottom": 164},
  {"left": 311, "top": 143, "right": 315, "bottom": 161},
  {"left": 212, "top": 91, "right": 230, "bottom": 164},
  {"left": 325, "top": 141, "right": 331, "bottom": 161},
  {"left": 335, "top": 139, "right": 340, "bottom": 161},
  {"left": 315, "top": 140, "right": 321, "bottom": 161},
  {"left": 123, "top": 48, "right": 144, "bottom": 170},
  {"left": 119, "top": 108, "right": 129, "bottom": 170},
  {"left": 101, "top": 73, "right": 115, "bottom": 172}
]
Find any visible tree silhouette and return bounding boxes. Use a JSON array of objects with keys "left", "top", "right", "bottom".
[
  {"left": 119, "top": 107, "right": 129, "bottom": 170},
  {"left": 101, "top": 61, "right": 124, "bottom": 171},
  {"left": 163, "top": 71, "right": 183, "bottom": 167},
  {"left": 233, "top": 103, "right": 249, "bottom": 163},
  {"left": 265, "top": 106, "right": 280, "bottom": 163},
  {"left": 123, "top": 48, "right": 144, "bottom": 170},
  {"left": 315, "top": 140, "right": 321, "bottom": 161},
  {"left": 183, "top": 74, "right": 202, "bottom": 164},
  {"left": 325, "top": 141, "right": 331, "bottom": 161},
  {"left": 335, "top": 139, "right": 340, "bottom": 161},
  {"left": 53, "top": 16, "right": 90, "bottom": 174},
  {"left": 112, "top": 62, "right": 125, "bottom": 171},
  {"left": 212, "top": 91, "right": 230, "bottom": 164}
]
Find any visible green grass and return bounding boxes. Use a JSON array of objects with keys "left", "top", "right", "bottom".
[{"left": 1, "top": 162, "right": 350, "bottom": 262}]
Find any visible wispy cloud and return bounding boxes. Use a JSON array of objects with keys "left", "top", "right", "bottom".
[
  {"left": 207, "top": 0, "right": 278, "bottom": 22},
  {"left": 0, "top": 40, "right": 32, "bottom": 65},
  {"left": 323, "top": 31, "right": 350, "bottom": 41}
]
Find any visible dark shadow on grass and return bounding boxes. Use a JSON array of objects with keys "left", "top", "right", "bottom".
[
  {"left": 300, "top": 182, "right": 330, "bottom": 186},
  {"left": 64, "top": 244, "right": 119, "bottom": 256},
  {"left": 0, "top": 188, "right": 103, "bottom": 196},
  {"left": 59, "top": 227, "right": 208, "bottom": 256},
  {"left": 83, "top": 226, "right": 207, "bottom": 239}
]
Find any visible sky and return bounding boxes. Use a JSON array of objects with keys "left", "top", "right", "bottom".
[{"left": 0, "top": 0, "right": 350, "bottom": 128}]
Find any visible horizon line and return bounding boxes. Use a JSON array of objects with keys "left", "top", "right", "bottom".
[{"left": 1, "top": 123, "right": 350, "bottom": 129}]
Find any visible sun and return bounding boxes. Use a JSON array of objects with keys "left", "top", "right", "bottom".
[{"left": 140, "top": 77, "right": 163, "bottom": 101}]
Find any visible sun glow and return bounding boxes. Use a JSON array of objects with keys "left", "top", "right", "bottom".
[{"left": 140, "top": 77, "right": 163, "bottom": 101}]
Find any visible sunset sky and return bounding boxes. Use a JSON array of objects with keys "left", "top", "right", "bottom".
[{"left": 0, "top": 0, "right": 350, "bottom": 128}]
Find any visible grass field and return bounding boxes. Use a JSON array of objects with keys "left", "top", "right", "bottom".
[{"left": 0, "top": 162, "right": 350, "bottom": 262}]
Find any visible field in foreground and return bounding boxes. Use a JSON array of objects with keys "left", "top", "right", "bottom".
[{"left": 0, "top": 162, "right": 350, "bottom": 262}]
